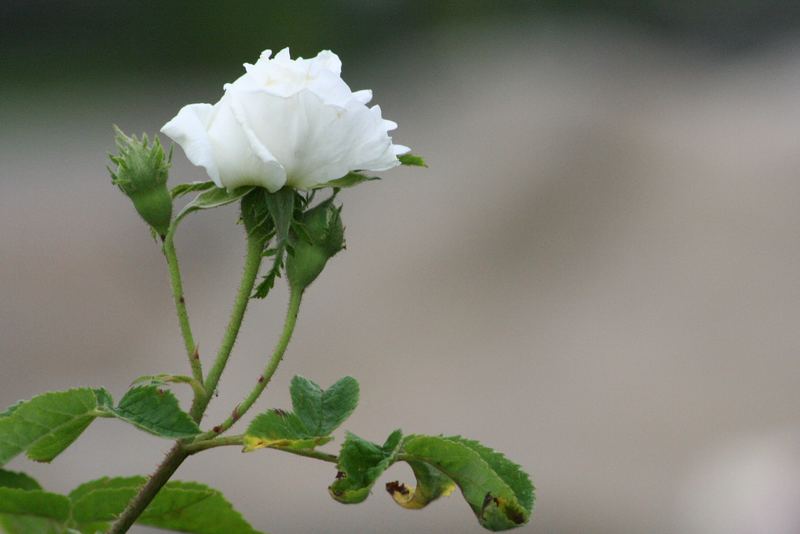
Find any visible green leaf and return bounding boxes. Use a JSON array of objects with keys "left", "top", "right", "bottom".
[
  {"left": 314, "top": 172, "right": 379, "bottom": 189},
  {"left": 0, "top": 471, "right": 62, "bottom": 534},
  {"left": 398, "top": 153, "right": 427, "bottom": 167},
  {"left": 244, "top": 375, "right": 359, "bottom": 452},
  {"left": 0, "top": 401, "right": 23, "bottom": 419},
  {"left": 106, "top": 386, "right": 200, "bottom": 439},
  {"left": 0, "top": 469, "right": 41, "bottom": 491},
  {"left": 0, "top": 388, "right": 108, "bottom": 465},
  {"left": 329, "top": 433, "right": 534, "bottom": 531},
  {"left": 401, "top": 435, "right": 532, "bottom": 530},
  {"left": 69, "top": 477, "right": 262, "bottom": 534},
  {"left": 290, "top": 376, "right": 359, "bottom": 436},
  {"left": 243, "top": 410, "right": 333, "bottom": 451},
  {"left": 0, "top": 488, "right": 70, "bottom": 522},
  {"left": 328, "top": 430, "right": 403, "bottom": 504},
  {"left": 170, "top": 180, "right": 215, "bottom": 199},
  {"left": 176, "top": 185, "right": 255, "bottom": 222},
  {"left": 448, "top": 436, "right": 534, "bottom": 517}
]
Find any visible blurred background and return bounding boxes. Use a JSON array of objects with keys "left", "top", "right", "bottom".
[{"left": 3, "top": 1, "right": 800, "bottom": 533}]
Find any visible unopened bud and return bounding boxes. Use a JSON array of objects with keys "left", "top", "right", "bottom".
[
  {"left": 109, "top": 127, "right": 173, "bottom": 237},
  {"left": 287, "top": 199, "right": 345, "bottom": 290}
]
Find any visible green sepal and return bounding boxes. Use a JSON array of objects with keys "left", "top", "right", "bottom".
[
  {"left": 101, "top": 386, "right": 201, "bottom": 439},
  {"left": 170, "top": 180, "right": 215, "bottom": 199},
  {"left": 286, "top": 198, "right": 345, "bottom": 290},
  {"left": 251, "top": 187, "right": 299, "bottom": 299},
  {"left": 243, "top": 375, "right": 359, "bottom": 452},
  {"left": 264, "top": 187, "right": 296, "bottom": 246},
  {"left": 0, "top": 388, "right": 110, "bottom": 465},
  {"left": 130, "top": 373, "right": 206, "bottom": 400},
  {"left": 398, "top": 153, "right": 427, "bottom": 167},
  {"left": 313, "top": 172, "right": 379, "bottom": 189},
  {"left": 109, "top": 127, "right": 173, "bottom": 236},
  {"left": 329, "top": 432, "right": 534, "bottom": 531},
  {"left": 240, "top": 188, "right": 276, "bottom": 244},
  {"left": 175, "top": 185, "right": 255, "bottom": 223}
]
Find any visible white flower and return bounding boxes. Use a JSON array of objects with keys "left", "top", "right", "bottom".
[{"left": 161, "top": 48, "right": 409, "bottom": 192}]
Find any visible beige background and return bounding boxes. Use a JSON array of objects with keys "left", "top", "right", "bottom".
[{"left": 2, "top": 24, "right": 800, "bottom": 533}]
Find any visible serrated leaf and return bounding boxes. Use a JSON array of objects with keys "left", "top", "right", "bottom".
[
  {"left": 0, "top": 488, "right": 70, "bottom": 521},
  {"left": 448, "top": 436, "right": 534, "bottom": 516},
  {"left": 170, "top": 180, "right": 215, "bottom": 199},
  {"left": 69, "top": 477, "right": 262, "bottom": 534},
  {"left": 252, "top": 244, "right": 284, "bottom": 299},
  {"left": 398, "top": 153, "right": 427, "bottom": 167},
  {"left": 313, "top": 172, "right": 379, "bottom": 189},
  {"left": 0, "top": 470, "right": 61, "bottom": 534},
  {"left": 329, "top": 433, "right": 533, "bottom": 531},
  {"left": 176, "top": 185, "right": 254, "bottom": 222},
  {"left": 243, "top": 410, "right": 333, "bottom": 451},
  {"left": 0, "top": 401, "right": 23, "bottom": 419},
  {"left": 0, "top": 388, "right": 108, "bottom": 465},
  {"left": 107, "top": 386, "right": 200, "bottom": 439},
  {"left": 0, "top": 469, "right": 41, "bottom": 491},
  {"left": 290, "top": 376, "right": 359, "bottom": 436}
]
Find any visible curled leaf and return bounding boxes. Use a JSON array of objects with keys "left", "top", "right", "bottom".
[{"left": 329, "top": 432, "right": 534, "bottom": 531}]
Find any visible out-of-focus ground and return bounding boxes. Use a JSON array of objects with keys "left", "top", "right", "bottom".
[{"left": 3, "top": 21, "right": 800, "bottom": 534}]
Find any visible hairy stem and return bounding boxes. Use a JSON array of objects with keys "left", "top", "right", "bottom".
[
  {"left": 163, "top": 227, "right": 203, "bottom": 399},
  {"left": 108, "top": 443, "right": 189, "bottom": 534},
  {"left": 190, "top": 234, "right": 265, "bottom": 421},
  {"left": 198, "top": 287, "right": 303, "bottom": 440}
]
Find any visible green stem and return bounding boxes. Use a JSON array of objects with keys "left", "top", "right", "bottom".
[
  {"left": 190, "top": 234, "right": 265, "bottom": 421},
  {"left": 185, "top": 434, "right": 338, "bottom": 464},
  {"left": 107, "top": 443, "right": 189, "bottom": 534},
  {"left": 162, "top": 226, "right": 203, "bottom": 398},
  {"left": 184, "top": 434, "right": 245, "bottom": 453},
  {"left": 198, "top": 287, "right": 303, "bottom": 440}
]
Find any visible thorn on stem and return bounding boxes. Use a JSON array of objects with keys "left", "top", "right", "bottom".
[
  {"left": 212, "top": 426, "right": 222, "bottom": 434},
  {"left": 258, "top": 375, "right": 265, "bottom": 383},
  {"left": 179, "top": 295, "right": 185, "bottom": 304},
  {"left": 232, "top": 405, "right": 240, "bottom": 422},
  {"left": 192, "top": 346, "right": 200, "bottom": 360}
]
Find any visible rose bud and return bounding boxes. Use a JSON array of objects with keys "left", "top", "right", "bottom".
[
  {"left": 109, "top": 127, "right": 173, "bottom": 237},
  {"left": 287, "top": 198, "right": 345, "bottom": 290}
]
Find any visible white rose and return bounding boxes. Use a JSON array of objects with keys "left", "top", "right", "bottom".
[{"left": 161, "top": 48, "right": 410, "bottom": 192}]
